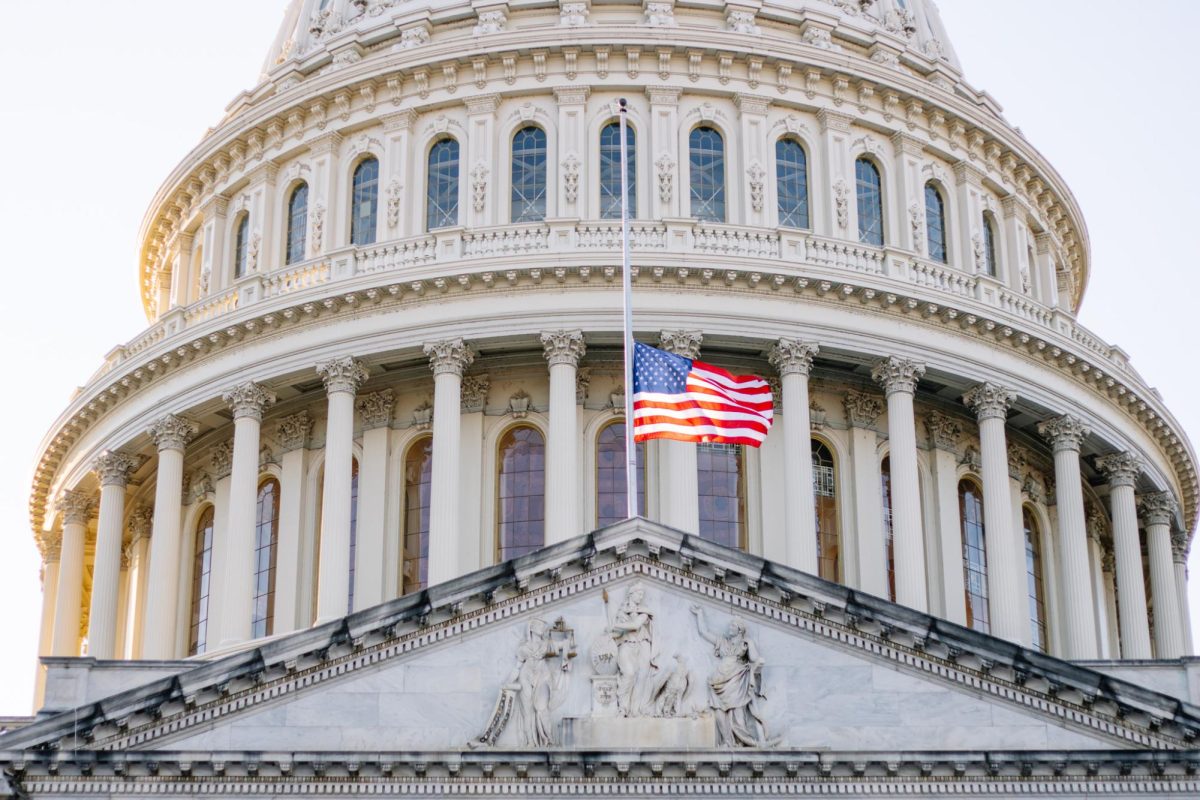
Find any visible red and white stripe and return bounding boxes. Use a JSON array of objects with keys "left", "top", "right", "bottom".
[{"left": 633, "top": 361, "right": 774, "bottom": 446}]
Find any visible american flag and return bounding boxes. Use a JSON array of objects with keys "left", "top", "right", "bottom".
[{"left": 632, "top": 341, "right": 773, "bottom": 446}]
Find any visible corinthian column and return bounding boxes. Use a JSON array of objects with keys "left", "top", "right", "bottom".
[
  {"left": 1037, "top": 414, "right": 1098, "bottom": 659},
  {"left": 1171, "top": 531, "right": 1193, "bottom": 654},
  {"left": 1096, "top": 452, "right": 1151, "bottom": 659},
  {"left": 88, "top": 451, "right": 139, "bottom": 658},
  {"left": 35, "top": 540, "right": 60, "bottom": 706},
  {"left": 962, "top": 383, "right": 1024, "bottom": 645},
  {"left": 51, "top": 491, "right": 92, "bottom": 656},
  {"left": 425, "top": 339, "right": 475, "bottom": 584},
  {"left": 542, "top": 331, "right": 586, "bottom": 544},
  {"left": 657, "top": 331, "right": 703, "bottom": 535},
  {"left": 315, "top": 357, "right": 369, "bottom": 622},
  {"left": 768, "top": 339, "right": 819, "bottom": 573},
  {"left": 142, "top": 414, "right": 197, "bottom": 659},
  {"left": 217, "top": 382, "right": 276, "bottom": 648},
  {"left": 872, "top": 357, "right": 927, "bottom": 611},
  {"left": 1140, "top": 492, "right": 1184, "bottom": 658}
]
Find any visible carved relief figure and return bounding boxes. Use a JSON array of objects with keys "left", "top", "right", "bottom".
[
  {"left": 604, "top": 582, "right": 657, "bottom": 716},
  {"left": 690, "top": 605, "right": 776, "bottom": 747},
  {"left": 472, "top": 618, "right": 574, "bottom": 747}
]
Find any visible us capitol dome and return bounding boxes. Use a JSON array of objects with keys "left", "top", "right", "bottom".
[{"left": 5, "top": 0, "right": 1200, "bottom": 796}]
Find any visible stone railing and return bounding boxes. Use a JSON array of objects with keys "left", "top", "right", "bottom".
[
  {"left": 263, "top": 259, "right": 332, "bottom": 298},
  {"left": 184, "top": 288, "right": 239, "bottom": 326},
  {"left": 998, "top": 287, "right": 1054, "bottom": 327},
  {"left": 355, "top": 235, "right": 437, "bottom": 273},
  {"left": 693, "top": 224, "right": 780, "bottom": 259},
  {"left": 461, "top": 223, "right": 549, "bottom": 258},
  {"left": 576, "top": 221, "right": 667, "bottom": 250},
  {"left": 909, "top": 259, "right": 977, "bottom": 298},
  {"left": 804, "top": 236, "right": 886, "bottom": 275}
]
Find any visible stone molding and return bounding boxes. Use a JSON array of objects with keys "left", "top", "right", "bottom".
[
  {"left": 1138, "top": 491, "right": 1177, "bottom": 528},
  {"left": 92, "top": 450, "right": 139, "bottom": 488},
  {"left": 768, "top": 339, "right": 818, "bottom": 377},
  {"left": 275, "top": 410, "right": 314, "bottom": 452},
  {"left": 1037, "top": 414, "right": 1089, "bottom": 453},
  {"left": 425, "top": 338, "right": 476, "bottom": 377},
  {"left": 55, "top": 490, "right": 93, "bottom": 526},
  {"left": 221, "top": 381, "right": 276, "bottom": 421},
  {"left": 540, "top": 330, "right": 586, "bottom": 368},
  {"left": 870, "top": 356, "right": 925, "bottom": 396},
  {"left": 1096, "top": 451, "right": 1144, "bottom": 489},
  {"left": 146, "top": 414, "right": 198, "bottom": 453},
  {"left": 962, "top": 382, "right": 1016, "bottom": 422},
  {"left": 843, "top": 390, "right": 884, "bottom": 428},
  {"left": 317, "top": 356, "right": 369, "bottom": 396},
  {"left": 658, "top": 330, "right": 702, "bottom": 359},
  {"left": 356, "top": 389, "right": 396, "bottom": 430}
]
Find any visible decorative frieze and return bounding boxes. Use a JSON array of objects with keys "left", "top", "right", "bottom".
[
  {"left": 210, "top": 440, "right": 234, "bottom": 479},
  {"left": 462, "top": 374, "right": 491, "bottom": 412},
  {"left": 355, "top": 389, "right": 396, "bottom": 430}
]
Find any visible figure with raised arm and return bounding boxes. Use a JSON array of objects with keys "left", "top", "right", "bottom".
[{"left": 690, "top": 604, "right": 776, "bottom": 747}]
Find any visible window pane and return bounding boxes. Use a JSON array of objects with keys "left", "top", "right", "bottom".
[
  {"left": 511, "top": 127, "right": 547, "bottom": 223},
  {"left": 250, "top": 479, "right": 280, "bottom": 638},
  {"left": 776, "top": 139, "right": 809, "bottom": 229},
  {"left": 189, "top": 507, "right": 216, "bottom": 655},
  {"left": 286, "top": 183, "right": 308, "bottom": 265},
  {"left": 959, "top": 480, "right": 989, "bottom": 634},
  {"left": 1024, "top": 507, "right": 1048, "bottom": 651},
  {"left": 351, "top": 157, "right": 379, "bottom": 245},
  {"left": 697, "top": 442, "right": 744, "bottom": 549},
  {"left": 498, "top": 426, "right": 545, "bottom": 561},
  {"left": 234, "top": 215, "right": 250, "bottom": 278},
  {"left": 403, "top": 438, "right": 433, "bottom": 594},
  {"left": 881, "top": 457, "right": 895, "bottom": 601},
  {"left": 925, "top": 182, "right": 947, "bottom": 263},
  {"left": 427, "top": 139, "right": 460, "bottom": 230},
  {"left": 599, "top": 123, "right": 636, "bottom": 220},
  {"left": 982, "top": 214, "right": 998, "bottom": 277},
  {"left": 813, "top": 440, "right": 840, "bottom": 582},
  {"left": 855, "top": 158, "right": 883, "bottom": 246},
  {"left": 596, "top": 423, "right": 646, "bottom": 527},
  {"left": 689, "top": 127, "right": 726, "bottom": 222}
]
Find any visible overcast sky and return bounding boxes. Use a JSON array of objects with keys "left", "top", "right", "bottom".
[{"left": 0, "top": 1, "right": 1195, "bottom": 715}]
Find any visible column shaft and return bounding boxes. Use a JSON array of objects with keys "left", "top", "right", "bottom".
[
  {"left": 769, "top": 340, "right": 818, "bottom": 573},
  {"left": 1110, "top": 481, "right": 1151, "bottom": 658},
  {"left": 1146, "top": 520, "right": 1183, "bottom": 658},
  {"left": 658, "top": 331, "right": 702, "bottom": 536},
  {"left": 34, "top": 557, "right": 59, "bottom": 708},
  {"left": 317, "top": 390, "right": 357, "bottom": 621},
  {"left": 89, "top": 480, "right": 130, "bottom": 659},
  {"left": 354, "top": 418, "right": 392, "bottom": 611},
  {"left": 142, "top": 416, "right": 194, "bottom": 659},
  {"left": 542, "top": 331, "right": 585, "bottom": 543},
  {"left": 425, "top": 338, "right": 474, "bottom": 584},
  {"left": 1174, "top": 556, "right": 1193, "bottom": 654},
  {"left": 51, "top": 499, "right": 89, "bottom": 656},
  {"left": 219, "top": 415, "right": 264, "bottom": 646}
]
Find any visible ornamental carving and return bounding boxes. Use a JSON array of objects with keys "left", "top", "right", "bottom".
[
  {"left": 909, "top": 203, "right": 924, "bottom": 253},
  {"left": 1171, "top": 530, "right": 1189, "bottom": 562},
  {"left": 924, "top": 411, "right": 962, "bottom": 450},
  {"left": 471, "top": 163, "right": 489, "bottom": 212},
  {"left": 356, "top": 389, "right": 396, "bottom": 430},
  {"left": 93, "top": 450, "right": 140, "bottom": 488},
  {"left": 809, "top": 399, "right": 827, "bottom": 429},
  {"left": 247, "top": 232, "right": 261, "bottom": 271},
  {"left": 541, "top": 330, "right": 586, "bottom": 367},
  {"left": 474, "top": 9, "right": 507, "bottom": 35},
  {"left": 576, "top": 367, "right": 591, "bottom": 405},
  {"left": 871, "top": 357, "right": 925, "bottom": 396},
  {"left": 317, "top": 356, "right": 369, "bottom": 395},
  {"left": 222, "top": 381, "right": 276, "bottom": 421},
  {"left": 833, "top": 179, "right": 849, "bottom": 229},
  {"left": 768, "top": 339, "right": 818, "bottom": 377},
  {"left": 461, "top": 374, "right": 490, "bottom": 412},
  {"left": 1138, "top": 492, "right": 1177, "bottom": 527},
  {"left": 560, "top": 2, "right": 589, "bottom": 27},
  {"left": 398, "top": 25, "right": 430, "bottom": 49},
  {"left": 147, "top": 414, "right": 197, "bottom": 453},
  {"left": 1038, "top": 414, "right": 1090, "bottom": 453},
  {"left": 386, "top": 179, "right": 402, "bottom": 229},
  {"left": 609, "top": 386, "right": 626, "bottom": 415},
  {"left": 276, "top": 411, "right": 313, "bottom": 452},
  {"left": 962, "top": 383, "right": 1016, "bottom": 422},
  {"left": 843, "top": 390, "right": 884, "bottom": 428},
  {"left": 643, "top": 2, "right": 677, "bottom": 28},
  {"left": 802, "top": 28, "right": 839, "bottom": 51},
  {"left": 507, "top": 389, "right": 533, "bottom": 418},
  {"left": 425, "top": 338, "right": 476, "bottom": 377},
  {"left": 55, "top": 490, "right": 93, "bottom": 526},
  {"left": 960, "top": 446, "right": 982, "bottom": 473},
  {"left": 1022, "top": 473, "right": 1046, "bottom": 504},
  {"left": 883, "top": 8, "right": 917, "bottom": 37},
  {"left": 655, "top": 154, "right": 675, "bottom": 204},
  {"left": 127, "top": 506, "right": 153, "bottom": 542},
  {"left": 690, "top": 605, "right": 778, "bottom": 747},
  {"left": 747, "top": 162, "right": 766, "bottom": 213},
  {"left": 561, "top": 155, "right": 581, "bottom": 204},
  {"left": 1096, "top": 452, "right": 1144, "bottom": 488},
  {"left": 659, "top": 329, "right": 702, "bottom": 359},
  {"left": 210, "top": 441, "right": 234, "bottom": 479},
  {"left": 972, "top": 231, "right": 986, "bottom": 273},
  {"left": 187, "top": 472, "right": 215, "bottom": 504},
  {"left": 1007, "top": 443, "right": 1028, "bottom": 481},
  {"left": 726, "top": 9, "right": 759, "bottom": 34},
  {"left": 309, "top": 203, "right": 325, "bottom": 255}
]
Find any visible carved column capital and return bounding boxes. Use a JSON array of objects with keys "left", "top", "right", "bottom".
[
  {"left": 924, "top": 411, "right": 962, "bottom": 450},
  {"left": 843, "top": 389, "right": 884, "bottom": 428},
  {"left": 356, "top": 389, "right": 396, "bottom": 430},
  {"left": 127, "top": 506, "right": 154, "bottom": 543},
  {"left": 210, "top": 440, "right": 234, "bottom": 480},
  {"left": 147, "top": 414, "right": 198, "bottom": 453},
  {"left": 658, "top": 330, "right": 702, "bottom": 359},
  {"left": 1096, "top": 451, "right": 1144, "bottom": 488},
  {"left": 1037, "top": 414, "right": 1090, "bottom": 453},
  {"left": 871, "top": 356, "right": 925, "bottom": 396},
  {"left": 1138, "top": 491, "right": 1178, "bottom": 528},
  {"left": 42, "top": 538, "right": 62, "bottom": 563},
  {"left": 962, "top": 382, "right": 1016, "bottom": 422},
  {"left": 55, "top": 489, "right": 94, "bottom": 526},
  {"left": 276, "top": 411, "right": 314, "bottom": 452},
  {"left": 317, "top": 357, "right": 369, "bottom": 395},
  {"left": 92, "top": 451, "right": 139, "bottom": 488},
  {"left": 222, "top": 382, "right": 276, "bottom": 421},
  {"left": 1171, "top": 530, "right": 1190, "bottom": 563},
  {"left": 424, "top": 338, "right": 476, "bottom": 377},
  {"left": 540, "top": 330, "right": 586, "bottom": 368},
  {"left": 768, "top": 339, "right": 818, "bottom": 377}
]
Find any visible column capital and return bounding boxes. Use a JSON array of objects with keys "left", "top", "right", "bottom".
[
  {"left": 222, "top": 382, "right": 276, "bottom": 421},
  {"left": 923, "top": 411, "right": 962, "bottom": 450},
  {"left": 42, "top": 537, "right": 62, "bottom": 563},
  {"left": 843, "top": 389, "right": 884, "bottom": 428},
  {"left": 962, "top": 382, "right": 1016, "bottom": 422},
  {"left": 871, "top": 356, "right": 925, "bottom": 396},
  {"left": 276, "top": 410, "right": 314, "bottom": 452},
  {"left": 317, "top": 357, "right": 369, "bottom": 395},
  {"left": 1171, "top": 530, "right": 1189, "bottom": 563},
  {"left": 540, "top": 330, "right": 587, "bottom": 367},
  {"left": 92, "top": 451, "right": 139, "bottom": 488},
  {"left": 127, "top": 506, "right": 154, "bottom": 543},
  {"left": 768, "top": 339, "right": 819, "bottom": 377},
  {"left": 147, "top": 414, "right": 198, "bottom": 453},
  {"left": 1096, "top": 451, "right": 1144, "bottom": 488},
  {"left": 424, "top": 338, "right": 476, "bottom": 376},
  {"left": 1037, "top": 414, "right": 1090, "bottom": 453},
  {"left": 1138, "top": 491, "right": 1178, "bottom": 527},
  {"left": 659, "top": 329, "right": 702, "bottom": 359},
  {"left": 55, "top": 489, "right": 94, "bottom": 526},
  {"left": 356, "top": 389, "right": 396, "bottom": 430},
  {"left": 210, "top": 440, "right": 234, "bottom": 480}
]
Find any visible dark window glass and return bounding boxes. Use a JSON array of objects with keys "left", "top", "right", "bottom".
[
  {"left": 233, "top": 214, "right": 250, "bottom": 278},
  {"left": 1024, "top": 507, "right": 1048, "bottom": 652},
  {"left": 689, "top": 127, "right": 726, "bottom": 222},
  {"left": 776, "top": 138, "right": 810, "bottom": 229},
  {"left": 188, "top": 506, "right": 216, "bottom": 655},
  {"left": 497, "top": 426, "right": 545, "bottom": 562},
  {"left": 697, "top": 443, "right": 745, "bottom": 549},
  {"left": 596, "top": 422, "right": 645, "bottom": 527},
  {"left": 251, "top": 479, "right": 280, "bottom": 638},
  {"left": 347, "top": 460, "right": 359, "bottom": 612},
  {"left": 855, "top": 158, "right": 883, "bottom": 246},
  {"left": 813, "top": 440, "right": 840, "bottom": 582},
  {"left": 982, "top": 213, "right": 998, "bottom": 277},
  {"left": 599, "top": 122, "right": 636, "bottom": 220},
  {"left": 286, "top": 183, "right": 308, "bottom": 265},
  {"left": 881, "top": 456, "right": 895, "bottom": 601},
  {"left": 427, "top": 139, "right": 460, "bottom": 230},
  {"left": 350, "top": 157, "right": 379, "bottom": 245},
  {"left": 959, "top": 479, "right": 989, "bottom": 634},
  {"left": 511, "top": 127, "right": 548, "bottom": 222},
  {"left": 403, "top": 437, "right": 433, "bottom": 594},
  {"left": 925, "top": 182, "right": 947, "bottom": 263}
]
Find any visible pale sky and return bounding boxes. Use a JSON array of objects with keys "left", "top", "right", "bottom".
[{"left": 0, "top": 1, "right": 1195, "bottom": 715}]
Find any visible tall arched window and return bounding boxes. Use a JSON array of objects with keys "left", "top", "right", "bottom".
[
  {"left": 427, "top": 138, "right": 460, "bottom": 230},
  {"left": 497, "top": 426, "right": 545, "bottom": 562},
  {"left": 855, "top": 158, "right": 884, "bottom": 246},
  {"left": 403, "top": 437, "right": 433, "bottom": 594},
  {"left": 511, "top": 126, "right": 548, "bottom": 222},
  {"left": 350, "top": 157, "right": 379, "bottom": 245},
  {"left": 689, "top": 126, "right": 726, "bottom": 222},
  {"left": 924, "top": 182, "right": 947, "bottom": 262},
  {"left": 959, "top": 478, "right": 989, "bottom": 633},
  {"left": 286, "top": 182, "right": 308, "bottom": 265},
  {"left": 346, "top": 459, "right": 360, "bottom": 612},
  {"left": 697, "top": 443, "right": 745, "bottom": 549},
  {"left": 188, "top": 506, "right": 216, "bottom": 656},
  {"left": 599, "top": 122, "right": 636, "bottom": 219},
  {"left": 1023, "top": 507, "right": 1048, "bottom": 651},
  {"left": 812, "top": 440, "right": 840, "bottom": 582},
  {"left": 881, "top": 456, "right": 895, "bottom": 601},
  {"left": 251, "top": 478, "right": 280, "bottom": 638},
  {"left": 233, "top": 213, "right": 250, "bottom": 278},
  {"left": 982, "top": 212, "right": 998, "bottom": 277},
  {"left": 596, "top": 422, "right": 645, "bottom": 527},
  {"left": 776, "top": 138, "right": 809, "bottom": 229}
]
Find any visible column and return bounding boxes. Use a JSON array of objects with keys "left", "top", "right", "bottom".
[
  {"left": 553, "top": 87, "right": 589, "bottom": 220},
  {"left": 381, "top": 110, "right": 417, "bottom": 237},
  {"left": 891, "top": 133, "right": 925, "bottom": 253},
  {"left": 315, "top": 357, "right": 369, "bottom": 623},
  {"left": 768, "top": 339, "right": 819, "bottom": 573},
  {"left": 872, "top": 357, "right": 928, "bottom": 611},
  {"left": 353, "top": 389, "right": 395, "bottom": 611},
  {"left": 658, "top": 331, "right": 702, "bottom": 535},
  {"left": 125, "top": 508, "right": 153, "bottom": 658},
  {"left": 464, "top": 95, "right": 500, "bottom": 228},
  {"left": 952, "top": 161, "right": 984, "bottom": 272},
  {"left": 817, "top": 110, "right": 852, "bottom": 239},
  {"left": 87, "top": 451, "right": 139, "bottom": 659},
  {"left": 1140, "top": 492, "right": 1184, "bottom": 659},
  {"left": 115, "top": 548, "right": 130, "bottom": 659},
  {"left": 962, "top": 383, "right": 1024, "bottom": 645},
  {"left": 425, "top": 338, "right": 475, "bottom": 584},
  {"left": 142, "top": 414, "right": 197, "bottom": 659},
  {"left": 217, "top": 382, "right": 276, "bottom": 648},
  {"left": 272, "top": 411, "right": 313, "bottom": 634},
  {"left": 541, "top": 331, "right": 586, "bottom": 544},
  {"left": 51, "top": 491, "right": 92, "bottom": 656},
  {"left": 734, "top": 94, "right": 770, "bottom": 228},
  {"left": 1096, "top": 452, "right": 1151, "bottom": 659},
  {"left": 1087, "top": 532, "right": 1111, "bottom": 658},
  {"left": 844, "top": 390, "right": 885, "bottom": 594},
  {"left": 924, "top": 412, "right": 966, "bottom": 624},
  {"left": 205, "top": 442, "right": 234, "bottom": 646},
  {"left": 1037, "top": 415, "right": 1099, "bottom": 659},
  {"left": 646, "top": 87, "right": 682, "bottom": 219},
  {"left": 34, "top": 542, "right": 60, "bottom": 708},
  {"left": 307, "top": 132, "right": 342, "bottom": 257},
  {"left": 1171, "top": 532, "right": 1193, "bottom": 654}
]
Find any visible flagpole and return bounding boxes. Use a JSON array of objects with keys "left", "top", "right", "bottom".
[{"left": 618, "top": 98, "right": 638, "bottom": 519}]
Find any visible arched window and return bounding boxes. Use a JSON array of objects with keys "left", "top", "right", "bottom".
[
  {"left": 497, "top": 426, "right": 545, "bottom": 562},
  {"left": 1023, "top": 507, "right": 1048, "bottom": 651},
  {"left": 188, "top": 506, "right": 216, "bottom": 656},
  {"left": 286, "top": 182, "right": 308, "bottom": 265},
  {"left": 599, "top": 122, "right": 636, "bottom": 219},
  {"left": 689, "top": 126, "right": 726, "bottom": 222},
  {"left": 233, "top": 213, "right": 250, "bottom": 279},
  {"left": 427, "top": 138, "right": 460, "bottom": 231},
  {"left": 881, "top": 456, "right": 895, "bottom": 601},
  {"left": 924, "top": 182, "right": 947, "bottom": 263},
  {"left": 813, "top": 440, "right": 840, "bottom": 582},
  {"left": 346, "top": 459, "right": 360, "bottom": 612},
  {"left": 350, "top": 157, "right": 379, "bottom": 246},
  {"left": 403, "top": 437, "right": 433, "bottom": 594},
  {"left": 596, "top": 422, "right": 645, "bottom": 527},
  {"left": 511, "top": 127, "right": 548, "bottom": 222},
  {"left": 697, "top": 443, "right": 745, "bottom": 549},
  {"left": 776, "top": 138, "right": 809, "bottom": 229},
  {"left": 855, "top": 158, "right": 884, "bottom": 246},
  {"left": 982, "top": 212, "right": 998, "bottom": 277},
  {"left": 251, "top": 478, "right": 280, "bottom": 638},
  {"left": 959, "top": 478, "right": 989, "bottom": 633}
]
